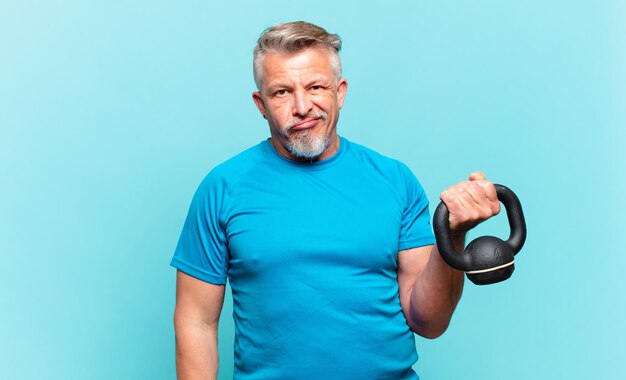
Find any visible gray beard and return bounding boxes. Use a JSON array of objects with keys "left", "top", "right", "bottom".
[{"left": 285, "top": 129, "right": 330, "bottom": 160}]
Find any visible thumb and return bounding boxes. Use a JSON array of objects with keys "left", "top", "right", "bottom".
[{"left": 469, "top": 171, "right": 486, "bottom": 181}]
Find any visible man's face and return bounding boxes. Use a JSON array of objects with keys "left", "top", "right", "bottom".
[{"left": 252, "top": 48, "right": 348, "bottom": 161}]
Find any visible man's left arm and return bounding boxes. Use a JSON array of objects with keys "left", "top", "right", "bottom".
[{"left": 397, "top": 172, "right": 500, "bottom": 338}]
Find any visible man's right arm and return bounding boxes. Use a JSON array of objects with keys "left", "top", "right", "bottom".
[{"left": 174, "top": 270, "right": 225, "bottom": 380}]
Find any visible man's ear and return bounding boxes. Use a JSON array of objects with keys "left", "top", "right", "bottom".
[
  {"left": 252, "top": 91, "right": 267, "bottom": 118},
  {"left": 336, "top": 78, "right": 348, "bottom": 109}
]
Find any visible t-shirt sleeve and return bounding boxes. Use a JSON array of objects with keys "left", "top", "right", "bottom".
[
  {"left": 397, "top": 164, "right": 435, "bottom": 251},
  {"left": 170, "top": 172, "right": 229, "bottom": 284}
]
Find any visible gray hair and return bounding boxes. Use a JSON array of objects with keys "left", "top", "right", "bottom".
[{"left": 253, "top": 21, "right": 342, "bottom": 90}]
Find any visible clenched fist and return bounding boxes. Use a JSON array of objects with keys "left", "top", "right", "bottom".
[{"left": 440, "top": 172, "right": 500, "bottom": 235}]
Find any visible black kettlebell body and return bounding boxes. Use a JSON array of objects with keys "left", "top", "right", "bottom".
[{"left": 433, "top": 184, "right": 526, "bottom": 285}]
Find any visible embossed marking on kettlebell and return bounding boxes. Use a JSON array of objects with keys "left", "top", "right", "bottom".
[{"left": 494, "top": 247, "right": 504, "bottom": 264}]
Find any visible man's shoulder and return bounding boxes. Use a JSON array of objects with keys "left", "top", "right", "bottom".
[
  {"left": 198, "top": 140, "right": 269, "bottom": 190},
  {"left": 344, "top": 137, "right": 427, "bottom": 195},
  {"left": 214, "top": 141, "right": 268, "bottom": 173},
  {"left": 345, "top": 138, "right": 411, "bottom": 174}
]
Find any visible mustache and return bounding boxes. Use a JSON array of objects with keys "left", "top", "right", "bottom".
[{"left": 284, "top": 111, "right": 329, "bottom": 131}]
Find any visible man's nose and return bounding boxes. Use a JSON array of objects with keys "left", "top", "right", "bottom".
[{"left": 292, "top": 89, "right": 312, "bottom": 117}]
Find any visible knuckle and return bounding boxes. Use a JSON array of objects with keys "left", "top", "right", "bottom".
[
  {"left": 469, "top": 182, "right": 483, "bottom": 195},
  {"left": 468, "top": 210, "right": 480, "bottom": 222},
  {"left": 481, "top": 208, "right": 493, "bottom": 219},
  {"left": 478, "top": 180, "right": 493, "bottom": 190},
  {"left": 492, "top": 202, "right": 501, "bottom": 214}
]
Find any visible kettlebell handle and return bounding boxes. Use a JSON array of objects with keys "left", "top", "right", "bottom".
[{"left": 433, "top": 184, "right": 527, "bottom": 272}]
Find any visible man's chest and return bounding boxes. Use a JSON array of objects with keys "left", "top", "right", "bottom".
[{"left": 223, "top": 169, "right": 406, "bottom": 285}]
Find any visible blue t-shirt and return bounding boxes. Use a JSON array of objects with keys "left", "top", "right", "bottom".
[{"left": 171, "top": 137, "right": 435, "bottom": 379}]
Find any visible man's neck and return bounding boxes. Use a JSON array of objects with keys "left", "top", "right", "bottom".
[{"left": 270, "top": 134, "right": 340, "bottom": 163}]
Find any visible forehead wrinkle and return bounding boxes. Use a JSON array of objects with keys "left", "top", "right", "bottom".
[{"left": 261, "top": 48, "right": 335, "bottom": 88}]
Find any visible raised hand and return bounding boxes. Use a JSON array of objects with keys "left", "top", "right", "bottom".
[{"left": 439, "top": 172, "right": 500, "bottom": 235}]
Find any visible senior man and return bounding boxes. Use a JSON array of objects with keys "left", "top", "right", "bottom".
[{"left": 172, "top": 21, "right": 500, "bottom": 379}]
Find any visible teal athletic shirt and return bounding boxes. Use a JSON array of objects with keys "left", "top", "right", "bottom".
[{"left": 171, "top": 136, "right": 435, "bottom": 379}]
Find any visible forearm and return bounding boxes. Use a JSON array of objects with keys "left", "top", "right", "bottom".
[
  {"left": 175, "top": 321, "right": 219, "bottom": 380},
  {"left": 408, "top": 237, "right": 465, "bottom": 338}
]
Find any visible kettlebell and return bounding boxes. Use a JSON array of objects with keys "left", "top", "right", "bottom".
[{"left": 433, "top": 184, "right": 527, "bottom": 285}]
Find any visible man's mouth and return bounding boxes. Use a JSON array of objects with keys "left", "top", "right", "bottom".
[{"left": 290, "top": 117, "right": 321, "bottom": 131}]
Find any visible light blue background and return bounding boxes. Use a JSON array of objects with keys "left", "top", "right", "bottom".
[{"left": 2, "top": 0, "right": 625, "bottom": 379}]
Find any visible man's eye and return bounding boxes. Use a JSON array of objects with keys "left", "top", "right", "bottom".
[
  {"left": 310, "top": 85, "right": 322, "bottom": 91},
  {"left": 274, "top": 89, "right": 287, "bottom": 96}
]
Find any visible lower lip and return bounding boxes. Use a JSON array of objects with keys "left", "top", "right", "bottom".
[{"left": 290, "top": 118, "right": 320, "bottom": 131}]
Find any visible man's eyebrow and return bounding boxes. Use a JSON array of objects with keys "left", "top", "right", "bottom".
[
  {"left": 265, "top": 76, "right": 331, "bottom": 92},
  {"left": 305, "top": 75, "right": 331, "bottom": 85},
  {"left": 266, "top": 81, "right": 291, "bottom": 89}
]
